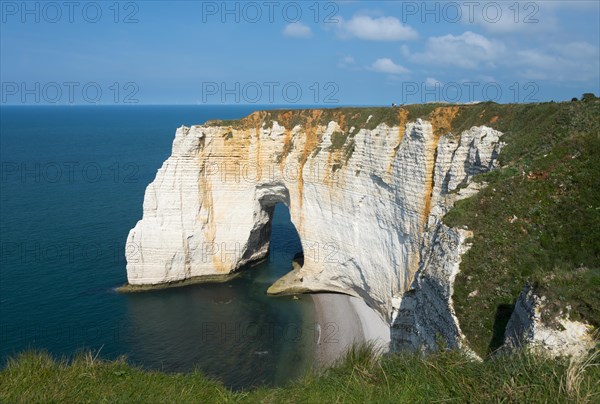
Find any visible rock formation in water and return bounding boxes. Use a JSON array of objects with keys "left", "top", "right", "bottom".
[
  {"left": 125, "top": 106, "right": 593, "bottom": 356},
  {"left": 126, "top": 108, "right": 483, "bottom": 312}
]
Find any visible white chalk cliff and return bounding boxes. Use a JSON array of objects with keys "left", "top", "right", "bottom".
[
  {"left": 391, "top": 127, "right": 503, "bottom": 355},
  {"left": 125, "top": 107, "right": 554, "bottom": 354},
  {"left": 501, "top": 284, "right": 595, "bottom": 358}
]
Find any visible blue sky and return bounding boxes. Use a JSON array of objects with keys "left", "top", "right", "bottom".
[{"left": 1, "top": 0, "right": 599, "bottom": 105}]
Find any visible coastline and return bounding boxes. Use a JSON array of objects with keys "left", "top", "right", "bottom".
[
  {"left": 116, "top": 258, "right": 271, "bottom": 293},
  {"left": 310, "top": 293, "right": 390, "bottom": 367},
  {"left": 115, "top": 272, "right": 241, "bottom": 293}
]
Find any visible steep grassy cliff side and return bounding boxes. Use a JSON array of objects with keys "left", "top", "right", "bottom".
[{"left": 442, "top": 98, "right": 600, "bottom": 356}]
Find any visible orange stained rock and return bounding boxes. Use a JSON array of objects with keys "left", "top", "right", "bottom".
[
  {"left": 297, "top": 111, "right": 326, "bottom": 211},
  {"left": 429, "top": 106, "right": 460, "bottom": 138},
  {"left": 387, "top": 108, "right": 410, "bottom": 174},
  {"left": 196, "top": 154, "right": 226, "bottom": 272},
  {"left": 422, "top": 107, "right": 460, "bottom": 225}
]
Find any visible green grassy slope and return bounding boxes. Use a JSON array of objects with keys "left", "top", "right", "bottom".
[
  {"left": 444, "top": 97, "right": 600, "bottom": 356},
  {"left": 1, "top": 348, "right": 598, "bottom": 403}
]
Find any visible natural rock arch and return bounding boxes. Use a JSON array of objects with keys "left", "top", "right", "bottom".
[
  {"left": 125, "top": 109, "right": 503, "bottom": 324},
  {"left": 243, "top": 183, "right": 295, "bottom": 266}
]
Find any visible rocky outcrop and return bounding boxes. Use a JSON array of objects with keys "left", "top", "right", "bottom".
[
  {"left": 392, "top": 223, "right": 475, "bottom": 353},
  {"left": 390, "top": 124, "right": 596, "bottom": 357},
  {"left": 391, "top": 125, "right": 504, "bottom": 354},
  {"left": 128, "top": 109, "right": 450, "bottom": 317},
  {"left": 125, "top": 107, "right": 502, "bottom": 327},
  {"left": 501, "top": 284, "right": 595, "bottom": 358}
]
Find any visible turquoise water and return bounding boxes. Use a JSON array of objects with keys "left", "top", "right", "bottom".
[{"left": 0, "top": 106, "right": 316, "bottom": 389}]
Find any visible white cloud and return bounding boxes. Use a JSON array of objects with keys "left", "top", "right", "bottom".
[
  {"left": 336, "top": 15, "right": 418, "bottom": 41},
  {"left": 406, "top": 31, "right": 505, "bottom": 69},
  {"left": 462, "top": 1, "right": 597, "bottom": 35},
  {"left": 338, "top": 56, "right": 357, "bottom": 69},
  {"left": 516, "top": 49, "right": 555, "bottom": 70},
  {"left": 461, "top": 1, "right": 554, "bottom": 34},
  {"left": 513, "top": 42, "right": 600, "bottom": 82},
  {"left": 283, "top": 22, "right": 312, "bottom": 38},
  {"left": 370, "top": 58, "right": 409, "bottom": 75},
  {"left": 400, "top": 44, "right": 410, "bottom": 57},
  {"left": 552, "top": 42, "right": 599, "bottom": 61},
  {"left": 425, "top": 77, "right": 442, "bottom": 87}
]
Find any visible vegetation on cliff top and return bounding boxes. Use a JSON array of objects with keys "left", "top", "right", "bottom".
[
  {"left": 2, "top": 346, "right": 599, "bottom": 403},
  {"left": 443, "top": 96, "right": 600, "bottom": 356},
  {"left": 207, "top": 103, "right": 469, "bottom": 171},
  {"left": 205, "top": 103, "right": 448, "bottom": 131}
]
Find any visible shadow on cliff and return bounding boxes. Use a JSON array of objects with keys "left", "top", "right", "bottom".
[{"left": 488, "top": 303, "right": 514, "bottom": 354}]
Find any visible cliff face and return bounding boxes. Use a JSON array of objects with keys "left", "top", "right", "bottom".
[
  {"left": 501, "top": 284, "right": 595, "bottom": 358},
  {"left": 125, "top": 107, "right": 503, "bottom": 327},
  {"left": 392, "top": 126, "right": 504, "bottom": 354}
]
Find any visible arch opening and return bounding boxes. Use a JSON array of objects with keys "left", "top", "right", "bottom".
[
  {"left": 240, "top": 184, "right": 303, "bottom": 278},
  {"left": 266, "top": 202, "right": 303, "bottom": 279}
]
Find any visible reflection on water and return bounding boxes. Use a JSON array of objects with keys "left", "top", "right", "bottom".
[{"left": 123, "top": 204, "right": 316, "bottom": 390}]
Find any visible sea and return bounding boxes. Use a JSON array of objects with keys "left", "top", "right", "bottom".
[{"left": 0, "top": 105, "right": 317, "bottom": 390}]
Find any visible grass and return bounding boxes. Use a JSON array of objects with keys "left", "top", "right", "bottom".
[
  {"left": 2, "top": 346, "right": 599, "bottom": 403},
  {"left": 443, "top": 97, "right": 600, "bottom": 356},
  {"left": 330, "top": 129, "right": 349, "bottom": 150},
  {"left": 329, "top": 129, "right": 356, "bottom": 171}
]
